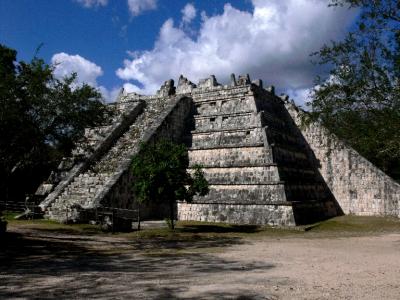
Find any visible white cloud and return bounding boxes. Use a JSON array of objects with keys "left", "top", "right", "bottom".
[
  {"left": 52, "top": 53, "right": 103, "bottom": 87},
  {"left": 75, "top": 0, "right": 108, "bottom": 8},
  {"left": 52, "top": 53, "right": 118, "bottom": 102},
  {"left": 127, "top": 0, "right": 157, "bottom": 16},
  {"left": 181, "top": 3, "right": 196, "bottom": 24},
  {"left": 116, "top": 0, "right": 357, "bottom": 104},
  {"left": 286, "top": 87, "right": 313, "bottom": 108}
]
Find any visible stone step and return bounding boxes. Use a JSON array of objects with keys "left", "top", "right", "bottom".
[
  {"left": 277, "top": 166, "right": 317, "bottom": 182},
  {"left": 284, "top": 183, "right": 330, "bottom": 201},
  {"left": 188, "top": 142, "right": 265, "bottom": 151},
  {"left": 188, "top": 146, "right": 273, "bottom": 167},
  {"left": 189, "top": 166, "right": 281, "bottom": 185},
  {"left": 192, "top": 87, "right": 251, "bottom": 100},
  {"left": 271, "top": 147, "right": 309, "bottom": 165},
  {"left": 192, "top": 183, "right": 287, "bottom": 204},
  {"left": 193, "top": 111, "right": 254, "bottom": 118},
  {"left": 192, "top": 113, "right": 260, "bottom": 132},
  {"left": 266, "top": 126, "right": 304, "bottom": 145},
  {"left": 190, "top": 126, "right": 262, "bottom": 135},
  {"left": 187, "top": 127, "right": 265, "bottom": 148},
  {"left": 262, "top": 117, "right": 291, "bottom": 133},
  {"left": 193, "top": 97, "right": 256, "bottom": 115}
]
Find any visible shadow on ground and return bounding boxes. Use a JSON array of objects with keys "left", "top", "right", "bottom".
[
  {"left": 0, "top": 228, "right": 275, "bottom": 299},
  {"left": 179, "top": 224, "right": 261, "bottom": 234}
]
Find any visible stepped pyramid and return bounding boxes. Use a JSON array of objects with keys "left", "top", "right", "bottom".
[
  {"left": 38, "top": 74, "right": 400, "bottom": 226},
  {"left": 179, "top": 75, "right": 339, "bottom": 225}
]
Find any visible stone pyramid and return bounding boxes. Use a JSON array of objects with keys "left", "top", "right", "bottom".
[{"left": 37, "top": 74, "right": 400, "bottom": 226}]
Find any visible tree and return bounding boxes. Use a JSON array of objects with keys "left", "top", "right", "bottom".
[
  {"left": 0, "top": 44, "right": 110, "bottom": 203},
  {"left": 308, "top": 0, "right": 400, "bottom": 180},
  {"left": 131, "top": 140, "right": 209, "bottom": 229}
]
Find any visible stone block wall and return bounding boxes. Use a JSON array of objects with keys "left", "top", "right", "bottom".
[
  {"left": 188, "top": 147, "right": 273, "bottom": 167},
  {"left": 285, "top": 101, "right": 400, "bottom": 217},
  {"left": 178, "top": 202, "right": 295, "bottom": 226},
  {"left": 189, "top": 128, "right": 265, "bottom": 149},
  {"left": 195, "top": 184, "right": 287, "bottom": 204},
  {"left": 197, "top": 166, "right": 281, "bottom": 184}
]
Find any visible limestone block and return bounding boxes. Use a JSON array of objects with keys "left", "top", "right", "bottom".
[
  {"left": 190, "top": 128, "right": 264, "bottom": 148},
  {"left": 188, "top": 147, "right": 273, "bottom": 167},
  {"left": 192, "top": 184, "right": 287, "bottom": 204},
  {"left": 177, "top": 202, "right": 295, "bottom": 226},
  {"left": 193, "top": 113, "right": 260, "bottom": 132},
  {"left": 193, "top": 166, "right": 281, "bottom": 184}
]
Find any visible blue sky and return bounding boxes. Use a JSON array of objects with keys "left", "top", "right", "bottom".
[{"left": 0, "top": 0, "right": 357, "bottom": 104}]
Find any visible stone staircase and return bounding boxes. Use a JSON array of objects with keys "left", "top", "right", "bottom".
[
  {"left": 45, "top": 95, "right": 179, "bottom": 222},
  {"left": 47, "top": 172, "right": 111, "bottom": 222}
]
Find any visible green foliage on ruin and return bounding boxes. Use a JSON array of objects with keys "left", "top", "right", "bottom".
[
  {"left": 0, "top": 44, "right": 110, "bottom": 203},
  {"left": 131, "top": 140, "right": 209, "bottom": 229},
  {"left": 308, "top": 0, "right": 400, "bottom": 180}
]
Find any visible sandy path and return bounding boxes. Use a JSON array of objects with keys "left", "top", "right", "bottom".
[
  {"left": 210, "top": 235, "right": 400, "bottom": 299},
  {"left": 1, "top": 227, "right": 399, "bottom": 299}
]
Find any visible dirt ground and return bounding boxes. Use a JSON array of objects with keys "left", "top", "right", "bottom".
[{"left": 1, "top": 222, "right": 400, "bottom": 299}]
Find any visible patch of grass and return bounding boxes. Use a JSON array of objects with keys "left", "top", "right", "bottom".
[
  {"left": 116, "top": 220, "right": 301, "bottom": 245},
  {"left": 304, "top": 215, "right": 400, "bottom": 237},
  {"left": 31, "top": 222, "right": 104, "bottom": 235},
  {"left": 6, "top": 213, "right": 400, "bottom": 242},
  {"left": 3, "top": 210, "right": 21, "bottom": 221},
  {"left": 5, "top": 211, "right": 103, "bottom": 235}
]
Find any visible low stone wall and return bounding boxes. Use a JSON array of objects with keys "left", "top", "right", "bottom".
[{"left": 177, "top": 202, "right": 295, "bottom": 226}]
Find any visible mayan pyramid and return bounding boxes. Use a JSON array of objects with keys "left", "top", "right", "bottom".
[{"left": 37, "top": 74, "right": 400, "bottom": 226}]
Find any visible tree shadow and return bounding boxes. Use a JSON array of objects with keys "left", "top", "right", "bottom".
[
  {"left": 179, "top": 224, "right": 261, "bottom": 234},
  {"left": 31, "top": 226, "right": 103, "bottom": 236},
  {"left": 128, "top": 233, "right": 246, "bottom": 252},
  {"left": 145, "top": 286, "right": 277, "bottom": 300},
  {"left": 0, "top": 228, "right": 276, "bottom": 299}
]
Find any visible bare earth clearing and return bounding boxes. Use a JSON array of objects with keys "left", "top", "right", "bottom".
[{"left": 1, "top": 217, "right": 400, "bottom": 299}]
